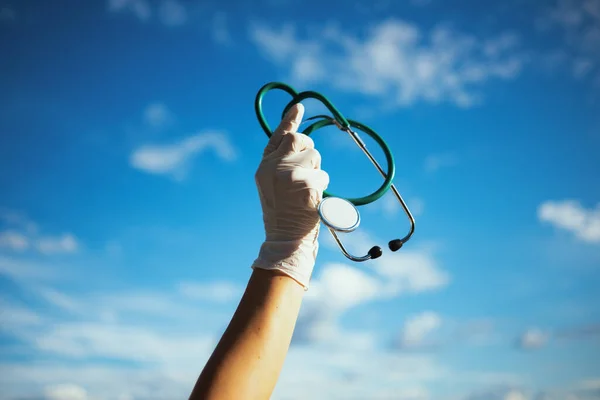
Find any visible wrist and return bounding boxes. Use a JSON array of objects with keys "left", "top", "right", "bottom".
[{"left": 251, "top": 232, "right": 319, "bottom": 290}]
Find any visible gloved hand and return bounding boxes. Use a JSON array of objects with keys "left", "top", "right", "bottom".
[{"left": 252, "top": 103, "right": 329, "bottom": 289}]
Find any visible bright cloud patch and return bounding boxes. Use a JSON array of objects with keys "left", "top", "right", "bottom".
[
  {"left": 538, "top": 200, "right": 600, "bottom": 243},
  {"left": 130, "top": 131, "right": 237, "bottom": 180},
  {"left": 516, "top": 328, "right": 549, "bottom": 350},
  {"left": 295, "top": 230, "right": 449, "bottom": 348},
  {"left": 250, "top": 20, "right": 525, "bottom": 108},
  {"left": 398, "top": 311, "right": 442, "bottom": 349},
  {"left": 44, "top": 384, "right": 88, "bottom": 400}
]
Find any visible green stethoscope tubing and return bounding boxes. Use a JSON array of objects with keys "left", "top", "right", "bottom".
[{"left": 254, "top": 82, "right": 395, "bottom": 207}]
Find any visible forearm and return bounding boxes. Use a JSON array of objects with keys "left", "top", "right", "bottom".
[{"left": 190, "top": 268, "right": 304, "bottom": 400}]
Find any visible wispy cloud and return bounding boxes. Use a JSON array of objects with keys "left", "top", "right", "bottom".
[
  {"left": 212, "top": 12, "right": 232, "bottom": 45},
  {"left": 143, "top": 102, "right": 172, "bottom": 128},
  {"left": 464, "top": 385, "right": 528, "bottom": 400},
  {"left": 515, "top": 327, "right": 549, "bottom": 350},
  {"left": 0, "top": 231, "right": 78, "bottom": 254},
  {"left": 178, "top": 281, "right": 243, "bottom": 303},
  {"left": 36, "top": 234, "right": 79, "bottom": 255},
  {"left": 108, "top": 0, "right": 151, "bottom": 22},
  {"left": 108, "top": 0, "right": 187, "bottom": 26},
  {"left": 537, "top": 0, "right": 600, "bottom": 81},
  {"left": 0, "top": 207, "right": 38, "bottom": 233},
  {"left": 130, "top": 131, "right": 237, "bottom": 180},
  {"left": 0, "top": 230, "right": 29, "bottom": 251},
  {"left": 411, "top": 0, "right": 432, "bottom": 6},
  {"left": 157, "top": 0, "right": 186, "bottom": 26},
  {"left": 538, "top": 200, "right": 600, "bottom": 243},
  {"left": 424, "top": 152, "right": 459, "bottom": 173},
  {"left": 323, "top": 230, "right": 450, "bottom": 295},
  {"left": 295, "top": 230, "right": 449, "bottom": 347},
  {"left": 44, "top": 384, "right": 88, "bottom": 400},
  {"left": 0, "top": 298, "right": 43, "bottom": 327},
  {"left": 250, "top": 20, "right": 526, "bottom": 108},
  {"left": 0, "top": 5, "right": 16, "bottom": 21},
  {"left": 0, "top": 256, "right": 61, "bottom": 282},
  {"left": 513, "top": 322, "right": 600, "bottom": 351},
  {"left": 396, "top": 311, "right": 442, "bottom": 349},
  {"left": 0, "top": 210, "right": 79, "bottom": 255},
  {"left": 0, "top": 270, "right": 239, "bottom": 399}
]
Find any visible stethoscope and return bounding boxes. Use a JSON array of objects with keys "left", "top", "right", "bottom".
[{"left": 255, "top": 82, "right": 415, "bottom": 262}]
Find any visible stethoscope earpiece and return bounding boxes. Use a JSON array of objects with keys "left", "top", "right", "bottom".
[
  {"left": 255, "top": 82, "right": 416, "bottom": 262},
  {"left": 368, "top": 246, "right": 383, "bottom": 259},
  {"left": 388, "top": 239, "right": 403, "bottom": 252}
]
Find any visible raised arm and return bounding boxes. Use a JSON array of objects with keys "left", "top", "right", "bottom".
[{"left": 189, "top": 103, "right": 329, "bottom": 400}]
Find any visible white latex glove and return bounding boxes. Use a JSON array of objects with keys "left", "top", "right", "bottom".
[{"left": 252, "top": 103, "right": 329, "bottom": 289}]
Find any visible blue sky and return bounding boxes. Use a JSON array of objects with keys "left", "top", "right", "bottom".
[{"left": 1, "top": 0, "right": 599, "bottom": 399}]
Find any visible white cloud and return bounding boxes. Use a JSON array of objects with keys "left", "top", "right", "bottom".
[
  {"left": 294, "top": 262, "right": 382, "bottom": 346},
  {"left": 108, "top": 0, "right": 187, "bottom": 26},
  {"left": 373, "top": 247, "right": 450, "bottom": 294},
  {"left": 0, "top": 256, "right": 61, "bottom": 282},
  {"left": 577, "top": 377, "right": 600, "bottom": 390},
  {"left": 297, "top": 231, "right": 449, "bottom": 347},
  {"left": 0, "top": 229, "right": 79, "bottom": 255},
  {"left": 0, "top": 230, "right": 29, "bottom": 251},
  {"left": 178, "top": 281, "right": 243, "bottom": 303},
  {"left": 573, "top": 57, "right": 594, "bottom": 78},
  {"left": 322, "top": 230, "right": 449, "bottom": 295},
  {"left": 0, "top": 277, "right": 239, "bottom": 399},
  {"left": 158, "top": 0, "right": 186, "bottom": 26},
  {"left": 36, "top": 234, "right": 79, "bottom": 255},
  {"left": 212, "top": 12, "right": 232, "bottom": 45},
  {"left": 398, "top": 311, "right": 442, "bottom": 348},
  {"left": 537, "top": 0, "right": 600, "bottom": 80},
  {"left": 35, "top": 321, "right": 215, "bottom": 364},
  {"left": 250, "top": 20, "right": 526, "bottom": 108},
  {"left": 143, "top": 102, "right": 172, "bottom": 127},
  {"left": 1, "top": 210, "right": 79, "bottom": 257},
  {"left": 0, "top": 273, "right": 570, "bottom": 400},
  {"left": 424, "top": 152, "right": 459, "bottom": 173},
  {"left": 464, "top": 386, "right": 530, "bottom": 400},
  {"left": 0, "top": 299, "right": 43, "bottom": 328},
  {"left": 516, "top": 328, "right": 549, "bottom": 350},
  {"left": 1, "top": 212, "right": 79, "bottom": 255},
  {"left": 36, "top": 288, "right": 81, "bottom": 313},
  {"left": 44, "top": 383, "right": 88, "bottom": 400},
  {"left": 538, "top": 200, "right": 600, "bottom": 243},
  {"left": 108, "top": 0, "right": 151, "bottom": 22},
  {"left": 0, "top": 208, "right": 38, "bottom": 233},
  {"left": 130, "top": 131, "right": 237, "bottom": 180}
]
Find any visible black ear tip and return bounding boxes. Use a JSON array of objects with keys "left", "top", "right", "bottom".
[
  {"left": 388, "top": 240, "right": 403, "bottom": 252},
  {"left": 368, "top": 246, "right": 383, "bottom": 259}
]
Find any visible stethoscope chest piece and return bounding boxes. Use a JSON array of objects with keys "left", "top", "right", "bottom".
[{"left": 318, "top": 197, "right": 360, "bottom": 233}]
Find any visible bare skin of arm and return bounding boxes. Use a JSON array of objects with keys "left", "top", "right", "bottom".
[{"left": 189, "top": 268, "right": 304, "bottom": 400}]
